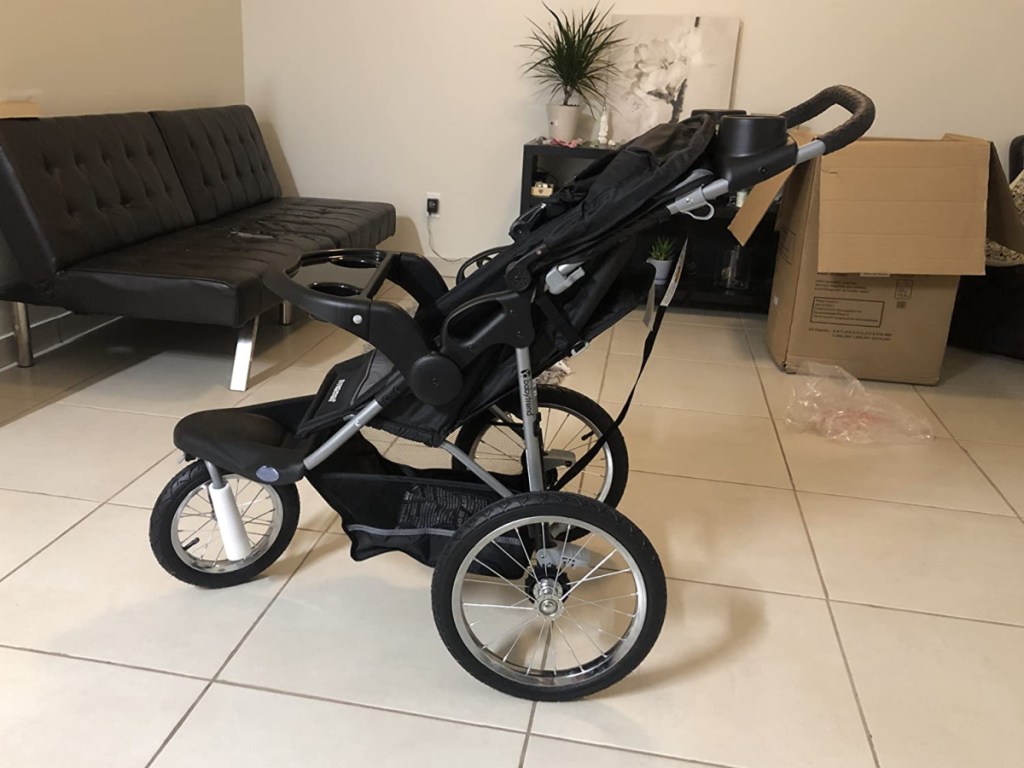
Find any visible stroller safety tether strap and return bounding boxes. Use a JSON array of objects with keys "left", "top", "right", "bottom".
[{"left": 552, "top": 242, "right": 685, "bottom": 491}]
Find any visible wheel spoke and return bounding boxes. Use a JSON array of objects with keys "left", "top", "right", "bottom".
[
  {"left": 515, "top": 528, "right": 539, "bottom": 583},
  {"left": 567, "top": 568, "right": 633, "bottom": 589},
  {"left": 463, "top": 577, "right": 525, "bottom": 590},
  {"left": 489, "top": 539, "right": 534, "bottom": 579},
  {"left": 482, "top": 614, "right": 538, "bottom": 654},
  {"left": 468, "top": 598, "right": 533, "bottom": 628},
  {"left": 568, "top": 596, "right": 637, "bottom": 619},
  {"left": 557, "top": 530, "right": 595, "bottom": 581},
  {"left": 527, "top": 619, "right": 552, "bottom": 675},
  {"left": 562, "top": 607, "right": 627, "bottom": 643},
  {"left": 549, "top": 620, "right": 558, "bottom": 672},
  {"left": 180, "top": 516, "right": 217, "bottom": 540},
  {"left": 563, "top": 549, "right": 621, "bottom": 599},
  {"left": 560, "top": 608, "right": 613, "bottom": 656},
  {"left": 463, "top": 601, "right": 534, "bottom": 611},
  {"left": 546, "top": 410, "right": 572, "bottom": 446},
  {"left": 502, "top": 620, "right": 533, "bottom": 663},
  {"left": 553, "top": 619, "right": 585, "bottom": 671},
  {"left": 469, "top": 558, "right": 532, "bottom": 601}
]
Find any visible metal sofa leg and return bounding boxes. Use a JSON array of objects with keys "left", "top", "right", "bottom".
[
  {"left": 11, "top": 302, "right": 34, "bottom": 368},
  {"left": 229, "top": 317, "right": 259, "bottom": 392},
  {"left": 279, "top": 301, "right": 293, "bottom": 326}
]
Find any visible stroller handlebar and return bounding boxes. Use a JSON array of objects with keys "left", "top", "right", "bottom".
[
  {"left": 668, "top": 85, "right": 874, "bottom": 215},
  {"left": 780, "top": 85, "right": 875, "bottom": 156}
]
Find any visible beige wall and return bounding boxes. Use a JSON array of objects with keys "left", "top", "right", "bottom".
[
  {"left": 0, "top": 0, "right": 245, "bottom": 362},
  {"left": 242, "top": 0, "right": 1024, "bottom": 275}
]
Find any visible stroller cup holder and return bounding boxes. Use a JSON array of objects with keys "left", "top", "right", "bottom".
[{"left": 265, "top": 249, "right": 463, "bottom": 407}]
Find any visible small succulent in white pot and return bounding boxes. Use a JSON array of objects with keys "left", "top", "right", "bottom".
[{"left": 647, "top": 236, "right": 677, "bottom": 284}]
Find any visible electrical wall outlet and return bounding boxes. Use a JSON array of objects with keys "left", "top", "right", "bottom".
[{"left": 426, "top": 193, "right": 441, "bottom": 217}]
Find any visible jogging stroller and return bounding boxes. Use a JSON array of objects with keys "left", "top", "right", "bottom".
[{"left": 150, "top": 87, "right": 874, "bottom": 701}]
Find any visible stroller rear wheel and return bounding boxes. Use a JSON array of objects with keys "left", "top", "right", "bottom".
[
  {"left": 454, "top": 385, "right": 628, "bottom": 506},
  {"left": 431, "top": 492, "right": 665, "bottom": 701},
  {"left": 150, "top": 461, "right": 299, "bottom": 588}
]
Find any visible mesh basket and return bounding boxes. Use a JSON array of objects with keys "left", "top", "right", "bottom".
[{"left": 306, "top": 436, "right": 528, "bottom": 575}]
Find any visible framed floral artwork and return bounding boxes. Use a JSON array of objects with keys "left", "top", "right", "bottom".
[{"left": 607, "top": 15, "right": 740, "bottom": 142}]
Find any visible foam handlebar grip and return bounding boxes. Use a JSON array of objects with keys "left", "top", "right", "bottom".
[{"left": 780, "top": 85, "right": 876, "bottom": 155}]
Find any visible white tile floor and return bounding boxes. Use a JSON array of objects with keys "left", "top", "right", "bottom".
[{"left": 1, "top": 301, "right": 1024, "bottom": 767}]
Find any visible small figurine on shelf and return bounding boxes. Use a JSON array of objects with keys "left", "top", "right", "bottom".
[{"left": 597, "top": 109, "right": 610, "bottom": 146}]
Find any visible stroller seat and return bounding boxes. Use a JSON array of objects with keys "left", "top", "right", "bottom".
[
  {"left": 175, "top": 350, "right": 397, "bottom": 484},
  {"left": 175, "top": 396, "right": 316, "bottom": 484}
]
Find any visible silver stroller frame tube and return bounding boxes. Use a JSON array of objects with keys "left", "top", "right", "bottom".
[{"left": 513, "top": 345, "right": 546, "bottom": 492}]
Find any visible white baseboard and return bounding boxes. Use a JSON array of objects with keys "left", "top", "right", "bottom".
[{"left": 0, "top": 308, "right": 118, "bottom": 372}]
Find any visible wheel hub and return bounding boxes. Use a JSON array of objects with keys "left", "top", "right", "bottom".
[{"left": 532, "top": 577, "right": 565, "bottom": 619}]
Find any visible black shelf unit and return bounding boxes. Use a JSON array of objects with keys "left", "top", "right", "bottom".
[
  {"left": 520, "top": 141, "right": 611, "bottom": 214},
  {"left": 518, "top": 142, "right": 777, "bottom": 314}
]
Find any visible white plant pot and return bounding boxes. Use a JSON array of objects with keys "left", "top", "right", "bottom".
[
  {"left": 547, "top": 104, "right": 581, "bottom": 142},
  {"left": 648, "top": 258, "right": 674, "bottom": 284}
]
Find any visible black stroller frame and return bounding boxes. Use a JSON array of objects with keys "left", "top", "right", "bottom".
[{"left": 150, "top": 87, "right": 875, "bottom": 701}]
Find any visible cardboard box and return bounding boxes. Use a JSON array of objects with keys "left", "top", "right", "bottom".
[
  {"left": 0, "top": 100, "right": 40, "bottom": 118},
  {"left": 731, "top": 134, "right": 1024, "bottom": 384}
]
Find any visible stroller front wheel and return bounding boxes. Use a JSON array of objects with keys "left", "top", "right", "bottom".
[
  {"left": 149, "top": 461, "right": 300, "bottom": 588},
  {"left": 431, "top": 492, "right": 666, "bottom": 701}
]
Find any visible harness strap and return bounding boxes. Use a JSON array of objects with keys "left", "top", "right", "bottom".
[{"left": 553, "top": 302, "right": 667, "bottom": 491}]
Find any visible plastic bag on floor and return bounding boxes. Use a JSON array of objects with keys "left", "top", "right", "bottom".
[
  {"left": 784, "top": 363, "right": 933, "bottom": 444},
  {"left": 536, "top": 359, "right": 572, "bottom": 386}
]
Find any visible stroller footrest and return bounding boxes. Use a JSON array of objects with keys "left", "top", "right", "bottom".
[{"left": 174, "top": 408, "right": 308, "bottom": 484}]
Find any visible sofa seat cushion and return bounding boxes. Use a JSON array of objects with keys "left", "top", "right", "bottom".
[
  {"left": 214, "top": 197, "right": 396, "bottom": 249},
  {"left": 54, "top": 197, "right": 395, "bottom": 327}
]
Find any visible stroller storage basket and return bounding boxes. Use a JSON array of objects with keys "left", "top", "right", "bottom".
[{"left": 306, "top": 438, "right": 529, "bottom": 577}]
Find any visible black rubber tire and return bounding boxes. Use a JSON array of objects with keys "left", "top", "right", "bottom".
[
  {"left": 149, "top": 461, "right": 300, "bottom": 589},
  {"left": 431, "top": 492, "right": 666, "bottom": 702},
  {"left": 453, "top": 385, "right": 629, "bottom": 507}
]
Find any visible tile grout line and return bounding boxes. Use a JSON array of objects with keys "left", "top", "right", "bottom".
[
  {"left": 144, "top": 527, "right": 331, "bottom": 768},
  {"left": 0, "top": 448, "right": 178, "bottom": 585},
  {"left": 528, "top": 733, "right": 752, "bottom": 768},
  {"left": 776, "top": 448, "right": 883, "bottom": 768},
  {"left": 0, "top": 643, "right": 210, "bottom": 682},
  {"left": 665, "top": 575, "right": 824, "bottom": 602},
  {"left": 517, "top": 702, "right": 538, "bottom": 768},
  {"left": 828, "top": 598, "right": 1024, "bottom": 630},
  {"left": 622, "top": 467, "right": 1019, "bottom": 520},
  {"left": 746, "top": 334, "right": 883, "bottom": 768},
  {"left": 912, "top": 384, "right": 1024, "bottom": 524},
  {"left": 216, "top": 679, "right": 532, "bottom": 739}
]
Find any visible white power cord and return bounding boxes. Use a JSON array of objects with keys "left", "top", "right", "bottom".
[{"left": 426, "top": 215, "right": 465, "bottom": 263}]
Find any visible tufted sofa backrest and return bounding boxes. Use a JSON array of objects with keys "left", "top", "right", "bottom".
[
  {"left": 151, "top": 105, "right": 281, "bottom": 223},
  {"left": 0, "top": 113, "right": 196, "bottom": 272}
]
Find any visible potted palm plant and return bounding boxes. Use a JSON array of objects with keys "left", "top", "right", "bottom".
[
  {"left": 522, "top": 4, "right": 624, "bottom": 142},
  {"left": 648, "top": 236, "right": 677, "bottom": 285}
]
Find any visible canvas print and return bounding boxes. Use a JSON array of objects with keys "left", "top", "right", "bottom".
[{"left": 607, "top": 15, "right": 740, "bottom": 143}]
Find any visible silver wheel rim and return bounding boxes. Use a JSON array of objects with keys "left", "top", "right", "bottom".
[
  {"left": 450, "top": 514, "right": 647, "bottom": 690},
  {"left": 170, "top": 475, "right": 284, "bottom": 573},
  {"left": 468, "top": 404, "right": 614, "bottom": 501}
]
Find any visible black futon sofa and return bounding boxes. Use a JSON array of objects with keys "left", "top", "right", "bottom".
[{"left": 0, "top": 106, "right": 395, "bottom": 389}]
